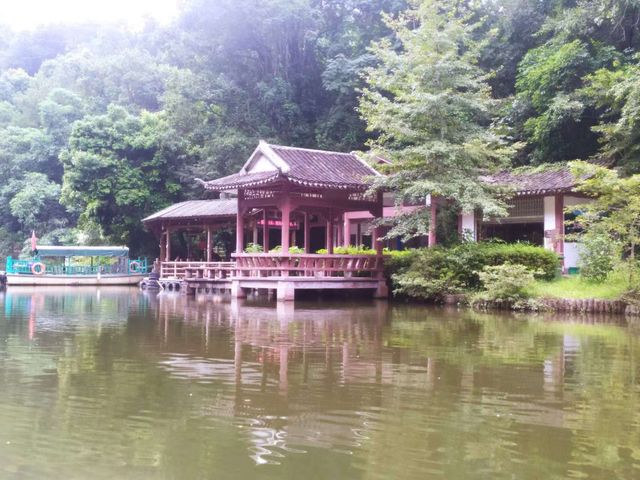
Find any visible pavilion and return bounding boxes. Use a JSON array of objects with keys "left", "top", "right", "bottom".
[
  {"left": 143, "top": 144, "right": 592, "bottom": 298},
  {"left": 144, "top": 141, "right": 390, "bottom": 300}
]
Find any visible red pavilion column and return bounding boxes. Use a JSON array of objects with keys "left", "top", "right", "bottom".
[
  {"left": 303, "top": 211, "right": 310, "bottom": 253},
  {"left": 236, "top": 189, "right": 245, "bottom": 254},
  {"left": 326, "top": 212, "right": 334, "bottom": 254},
  {"left": 555, "top": 194, "right": 565, "bottom": 270},
  {"left": 262, "top": 208, "right": 269, "bottom": 252},
  {"left": 281, "top": 197, "right": 291, "bottom": 254}
]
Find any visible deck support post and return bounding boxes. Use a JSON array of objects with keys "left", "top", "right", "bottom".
[
  {"left": 277, "top": 281, "right": 295, "bottom": 301},
  {"left": 231, "top": 280, "right": 247, "bottom": 299},
  {"left": 373, "top": 280, "right": 389, "bottom": 299},
  {"left": 206, "top": 225, "right": 212, "bottom": 262}
]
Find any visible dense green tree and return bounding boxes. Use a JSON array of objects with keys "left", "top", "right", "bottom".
[
  {"left": 359, "top": 0, "right": 513, "bottom": 239},
  {"left": 60, "top": 106, "right": 181, "bottom": 254},
  {"left": 507, "top": 0, "right": 640, "bottom": 165}
]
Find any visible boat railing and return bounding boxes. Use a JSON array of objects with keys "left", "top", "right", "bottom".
[{"left": 5, "top": 256, "right": 148, "bottom": 275}]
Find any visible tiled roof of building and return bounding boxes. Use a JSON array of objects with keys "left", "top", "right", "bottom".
[
  {"left": 482, "top": 164, "right": 579, "bottom": 196},
  {"left": 142, "top": 199, "right": 237, "bottom": 224},
  {"left": 204, "top": 143, "right": 380, "bottom": 192}
]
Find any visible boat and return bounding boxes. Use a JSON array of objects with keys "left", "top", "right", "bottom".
[{"left": 4, "top": 246, "right": 148, "bottom": 286}]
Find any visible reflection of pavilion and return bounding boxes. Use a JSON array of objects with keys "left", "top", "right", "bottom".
[{"left": 149, "top": 296, "right": 612, "bottom": 466}]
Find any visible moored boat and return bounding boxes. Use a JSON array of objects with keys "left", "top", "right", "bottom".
[{"left": 5, "top": 246, "right": 147, "bottom": 286}]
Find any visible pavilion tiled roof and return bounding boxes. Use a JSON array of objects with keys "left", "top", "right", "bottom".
[
  {"left": 204, "top": 143, "right": 380, "bottom": 192},
  {"left": 142, "top": 199, "right": 237, "bottom": 224},
  {"left": 482, "top": 163, "right": 580, "bottom": 196}
]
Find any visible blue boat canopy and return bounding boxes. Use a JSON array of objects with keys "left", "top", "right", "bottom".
[{"left": 35, "top": 246, "right": 130, "bottom": 258}]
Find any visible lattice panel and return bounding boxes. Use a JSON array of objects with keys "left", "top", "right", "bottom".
[{"left": 507, "top": 196, "right": 543, "bottom": 218}]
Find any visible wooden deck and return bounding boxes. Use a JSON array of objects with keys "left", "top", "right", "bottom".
[{"left": 159, "top": 254, "right": 388, "bottom": 301}]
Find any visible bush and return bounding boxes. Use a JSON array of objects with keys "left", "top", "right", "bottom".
[
  {"left": 579, "top": 232, "right": 621, "bottom": 282},
  {"left": 244, "top": 243, "right": 263, "bottom": 253},
  {"left": 269, "top": 245, "right": 305, "bottom": 254},
  {"left": 392, "top": 249, "right": 462, "bottom": 300},
  {"left": 316, "top": 245, "right": 376, "bottom": 255},
  {"left": 474, "top": 264, "right": 537, "bottom": 303},
  {"left": 389, "top": 242, "right": 560, "bottom": 300}
]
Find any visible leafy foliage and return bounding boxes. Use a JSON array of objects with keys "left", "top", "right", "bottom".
[
  {"left": 569, "top": 161, "right": 640, "bottom": 286},
  {"left": 475, "top": 263, "right": 537, "bottom": 303},
  {"left": 390, "top": 242, "right": 559, "bottom": 300},
  {"left": 2, "top": 0, "right": 640, "bottom": 261},
  {"left": 359, "top": 0, "right": 514, "bottom": 239}
]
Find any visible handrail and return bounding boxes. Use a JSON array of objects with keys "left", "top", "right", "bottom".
[
  {"left": 159, "top": 254, "right": 385, "bottom": 281},
  {"left": 232, "top": 253, "right": 384, "bottom": 279}
]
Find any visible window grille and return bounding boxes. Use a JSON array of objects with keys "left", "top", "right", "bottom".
[{"left": 507, "top": 197, "right": 543, "bottom": 218}]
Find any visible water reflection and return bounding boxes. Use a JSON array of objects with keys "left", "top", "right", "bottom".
[{"left": 1, "top": 287, "right": 640, "bottom": 479}]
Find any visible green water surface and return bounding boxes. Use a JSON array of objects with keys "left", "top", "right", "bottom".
[{"left": 0, "top": 287, "right": 639, "bottom": 479}]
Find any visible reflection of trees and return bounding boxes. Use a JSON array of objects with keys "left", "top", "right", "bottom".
[{"left": 1, "top": 289, "right": 640, "bottom": 478}]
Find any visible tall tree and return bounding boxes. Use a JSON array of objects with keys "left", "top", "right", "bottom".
[
  {"left": 60, "top": 105, "right": 181, "bottom": 255},
  {"left": 359, "top": 0, "right": 513, "bottom": 239}
]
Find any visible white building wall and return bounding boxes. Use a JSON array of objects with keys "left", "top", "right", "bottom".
[
  {"left": 562, "top": 195, "right": 593, "bottom": 269},
  {"left": 461, "top": 212, "right": 476, "bottom": 241}
]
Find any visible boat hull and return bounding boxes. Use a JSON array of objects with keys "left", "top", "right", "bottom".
[{"left": 6, "top": 273, "right": 145, "bottom": 286}]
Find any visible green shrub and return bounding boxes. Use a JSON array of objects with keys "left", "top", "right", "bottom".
[
  {"left": 389, "top": 242, "right": 560, "bottom": 300},
  {"left": 392, "top": 249, "right": 462, "bottom": 300},
  {"left": 579, "top": 232, "right": 622, "bottom": 282},
  {"left": 244, "top": 243, "right": 263, "bottom": 253},
  {"left": 269, "top": 245, "right": 305, "bottom": 254},
  {"left": 316, "top": 245, "right": 377, "bottom": 255},
  {"left": 474, "top": 264, "right": 537, "bottom": 303}
]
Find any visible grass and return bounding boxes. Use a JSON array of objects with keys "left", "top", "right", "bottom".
[{"left": 529, "top": 271, "right": 630, "bottom": 300}]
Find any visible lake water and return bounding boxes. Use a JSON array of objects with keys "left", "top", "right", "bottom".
[{"left": 0, "top": 287, "right": 639, "bottom": 479}]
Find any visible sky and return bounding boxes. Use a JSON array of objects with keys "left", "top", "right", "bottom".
[{"left": 1, "top": 0, "right": 182, "bottom": 31}]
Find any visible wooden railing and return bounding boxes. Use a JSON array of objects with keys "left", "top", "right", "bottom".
[
  {"left": 161, "top": 255, "right": 385, "bottom": 281},
  {"left": 232, "top": 253, "right": 384, "bottom": 279},
  {"left": 160, "top": 261, "right": 236, "bottom": 280}
]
